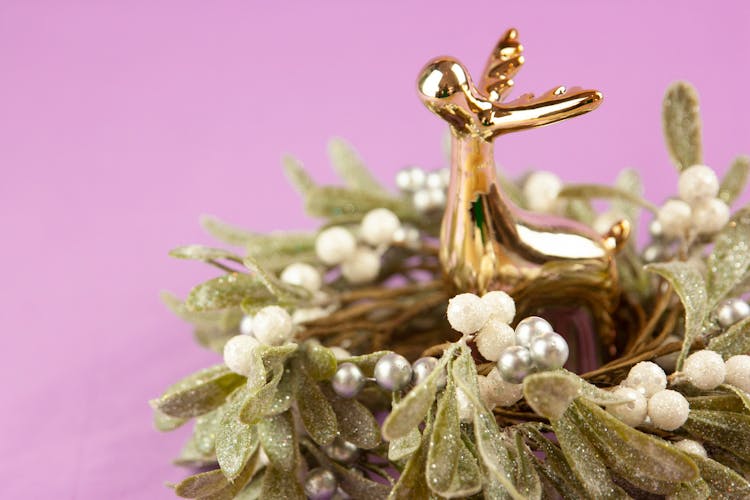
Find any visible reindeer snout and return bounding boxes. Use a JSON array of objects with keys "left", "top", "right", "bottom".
[{"left": 417, "top": 58, "right": 469, "bottom": 101}]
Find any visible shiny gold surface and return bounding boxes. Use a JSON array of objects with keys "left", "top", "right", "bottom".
[{"left": 417, "top": 28, "right": 628, "bottom": 339}]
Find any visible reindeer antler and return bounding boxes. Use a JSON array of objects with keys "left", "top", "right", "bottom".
[{"left": 480, "top": 28, "right": 525, "bottom": 102}]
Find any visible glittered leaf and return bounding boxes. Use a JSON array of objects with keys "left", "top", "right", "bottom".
[
  {"left": 305, "top": 186, "right": 417, "bottom": 224},
  {"left": 683, "top": 410, "right": 750, "bottom": 461},
  {"left": 328, "top": 137, "right": 387, "bottom": 193},
  {"left": 161, "top": 291, "right": 243, "bottom": 334},
  {"left": 153, "top": 365, "right": 245, "bottom": 418},
  {"left": 646, "top": 262, "right": 708, "bottom": 369},
  {"left": 301, "top": 342, "right": 337, "bottom": 381},
  {"left": 173, "top": 434, "right": 216, "bottom": 468},
  {"left": 296, "top": 370, "right": 338, "bottom": 446},
  {"left": 388, "top": 427, "right": 421, "bottom": 461},
  {"left": 388, "top": 426, "right": 431, "bottom": 500},
  {"left": 258, "top": 343, "right": 298, "bottom": 373},
  {"left": 523, "top": 370, "right": 582, "bottom": 420},
  {"left": 259, "top": 466, "right": 305, "bottom": 500},
  {"left": 242, "top": 255, "right": 309, "bottom": 301},
  {"left": 266, "top": 367, "right": 296, "bottom": 416},
  {"left": 216, "top": 389, "right": 260, "bottom": 481},
  {"left": 426, "top": 376, "right": 463, "bottom": 496},
  {"left": 688, "top": 393, "right": 747, "bottom": 413},
  {"left": 507, "top": 430, "right": 542, "bottom": 500},
  {"left": 722, "top": 384, "right": 750, "bottom": 413},
  {"left": 669, "top": 477, "right": 711, "bottom": 500},
  {"left": 663, "top": 81, "right": 703, "bottom": 171},
  {"left": 235, "top": 470, "right": 265, "bottom": 500},
  {"left": 239, "top": 361, "right": 284, "bottom": 424},
  {"left": 718, "top": 155, "right": 750, "bottom": 205},
  {"left": 691, "top": 454, "right": 750, "bottom": 498},
  {"left": 613, "top": 168, "right": 643, "bottom": 234},
  {"left": 258, "top": 411, "right": 298, "bottom": 472},
  {"left": 564, "top": 198, "right": 596, "bottom": 225},
  {"left": 558, "top": 184, "right": 658, "bottom": 213},
  {"left": 451, "top": 345, "right": 524, "bottom": 500},
  {"left": 327, "top": 389, "right": 381, "bottom": 449},
  {"left": 154, "top": 408, "right": 187, "bottom": 432},
  {"left": 520, "top": 425, "right": 588, "bottom": 499},
  {"left": 193, "top": 407, "right": 223, "bottom": 454},
  {"left": 706, "top": 208, "right": 750, "bottom": 306},
  {"left": 709, "top": 314, "right": 750, "bottom": 359},
  {"left": 185, "top": 274, "right": 274, "bottom": 312},
  {"left": 174, "top": 469, "right": 226, "bottom": 498},
  {"left": 552, "top": 404, "right": 629, "bottom": 499},
  {"left": 282, "top": 154, "right": 316, "bottom": 196},
  {"left": 169, "top": 245, "right": 243, "bottom": 263},
  {"left": 200, "top": 215, "right": 258, "bottom": 247},
  {"left": 574, "top": 398, "right": 698, "bottom": 494}
]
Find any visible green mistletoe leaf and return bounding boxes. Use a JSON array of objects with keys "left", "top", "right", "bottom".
[
  {"left": 327, "top": 389, "right": 381, "bottom": 450},
  {"left": 683, "top": 410, "right": 750, "bottom": 461},
  {"left": 259, "top": 466, "right": 305, "bottom": 500},
  {"left": 691, "top": 453, "right": 750, "bottom": 498},
  {"left": 709, "top": 316, "right": 750, "bottom": 358},
  {"left": 558, "top": 184, "right": 658, "bottom": 213},
  {"left": 328, "top": 137, "right": 388, "bottom": 194},
  {"left": 152, "top": 365, "right": 245, "bottom": 419},
  {"left": 216, "top": 388, "right": 260, "bottom": 481},
  {"left": 706, "top": 207, "right": 750, "bottom": 306},
  {"left": 520, "top": 424, "right": 589, "bottom": 499},
  {"left": 169, "top": 245, "right": 243, "bottom": 263},
  {"left": 388, "top": 423, "right": 431, "bottom": 500},
  {"left": 301, "top": 342, "right": 337, "bottom": 381},
  {"left": 646, "top": 262, "right": 708, "bottom": 369},
  {"left": 387, "top": 426, "right": 421, "bottom": 462},
  {"left": 258, "top": 411, "right": 298, "bottom": 472},
  {"left": 296, "top": 370, "right": 338, "bottom": 446},
  {"left": 662, "top": 81, "right": 703, "bottom": 171},
  {"left": 718, "top": 155, "right": 750, "bottom": 205},
  {"left": 174, "top": 469, "right": 227, "bottom": 498},
  {"left": 153, "top": 408, "right": 187, "bottom": 432},
  {"left": 193, "top": 407, "right": 222, "bottom": 454},
  {"left": 185, "top": 274, "right": 274, "bottom": 312}
]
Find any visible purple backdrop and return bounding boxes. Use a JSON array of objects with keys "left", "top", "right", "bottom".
[{"left": 2, "top": 1, "right": 749, "bottom": 498}]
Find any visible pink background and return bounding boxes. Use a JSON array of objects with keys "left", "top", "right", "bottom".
[{"left": 2, "top": 1, "right": 749, "bottom": 498}]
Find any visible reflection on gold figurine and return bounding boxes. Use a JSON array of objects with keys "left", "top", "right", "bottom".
[{"left": 417, "top": 28, "right": 629, "bottom": 342}]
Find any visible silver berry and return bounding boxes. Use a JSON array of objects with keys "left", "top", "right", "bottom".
[
  {"left": 514, "top": 316, "right": 553, "bottom": 347},
  {"left": 304, "top": 468, "right": 338, "bottom": 500},
  {"left": 497, "top": 345, "right": 534, "bottom": 384},
  {"left": 529, "top": 331, "right": 569, "bottom": 370},
  {"left": 716, "top": 298, "right": 750, "bottom": 328},
  {"left": 323, "top": 437, "right": 359, "bottom": 463},
  {"left": 411, "top": 356, "right": 446, "bottom": 389},
  {"left": 332, "top": 362, "right": 366, "bottom": 398},
  {"left": 374, "top": 352, "right": 413, "bottom": 391}
]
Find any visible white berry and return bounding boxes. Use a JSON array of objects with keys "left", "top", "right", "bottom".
[
  {"left": 361, "top": 208, "right": 401, "bottom": 246},
  {"left": 623, "top": 361, "right": 667, "bottom": 397},
  {"left": 446, "top": 293, "right": 491, "bottom": 334},
  {"left": 425, "top": 171, "right": 444, "bottom": 189},
  {"left": 475, "top": 318, "right": 516, "bottom": 362},
  {"left": 315, "top": 226, "right": 357, "bottom": 265},
  {"left": 223, "top": 334, "right": 260, "bottom": 376},
  {"left": 657, "top": 200, "right": 692, "bottom": 238},
  {"left": 252, "top": 305, "right": 294, "bottom": 345},
  {"left": 239, "top": 314, "right": 254, "bottom": 336},
  {"left": 280, "top": 262, "right": 322, "bottom": 293},
  {"left": 329, "top": 346, "right": 351, "bottom": 360},
  {"left": 673, "top": 439, "right": 707, "bottom": 458},
  {"left": 678, "top": 165, "right": 719, "bottom": 204},
  {"left": 684, "top": 350, "right": 726, "bottom": 390},
  {"left": 340, "top": 247, "right": 381, "bottom": 284},
  {"left": 725, "top": 355, "right": 750, "bottom": 393},
  {"left": 692, "top": 198, "right": 730, "bottom": 234},
  {"left": 606, "top": 386, "right": 648, "bottom": 427},
  {"left": 524, "top": 171, "right": 562, "bottom": 213},
  {"left": 396, "top": 167, "right": 426, "bottom": 192},
  {"left": 480, "top": 291, "right": 516, "bottom": 324},
  {"left": 413, "top": 188, "right": 445, "bottom": 212},
  {"left": 479, "top": 367, "right": 524, "bottom": 408},
  {"left": 648, "top": 389, "right": 690, "bottom": 431}
]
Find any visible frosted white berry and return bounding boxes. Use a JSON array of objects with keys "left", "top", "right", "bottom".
[
  {"left": 475, "top": 318, "right": 516, "bottom": 362},
  {"left": 280, "top": 262, "right": 322, "bottom": 293},
  {"left": 623, "top": 361, "right": 667, "bottom": 397},
  {"left": 361, "top": 208, "right": 401, "bottom": 246},
  {"left": 606, "top": 386, "right": 648, "bottom": 427},
  {"left": 395, "top": 167, "right": 426, "bottom": 192},
  {"left": 684, "top": 350, "right": 726, "bottom": 390},
  {"left": 648, "top": 389, "right": 690, "bottom": 431},
  {"left": 725, "top": 355, "right": 750, "bottom": 393},
  {"left": 392, "top": 226, "right": 420, "bottom": 248},
  {"left": 480, "top": 291, "right": 516, "bottom": 324},
  {"left": 425, "top": 171, "right": 445, "bottom": 189},
  {"left": 479, "top": 367, "right": 524, "bottom": 408},
  {"left": 678, "top": 165, "right": 719, "bottom": 204},
  {"left": 524, "top": 171, "right": 562, "bottom": 213},
  {"left": 341, "top": 247, "right": 381, "bottom": 284},
  {"left": 252, "top": 305, "right": 294, "bottom": 345},
  {"left": 413, "top": 188, "right": 445, "bottom": 212},
  {"left": 291, "top": 307, "right": 328, "bottom": 324},
  {"left": 446, "top": 293, "right": 491, "bottom": 334},
  {"left": 673, "top": 439, "right": 707, "bottom": 458},
  {"left": 329, "top": 346, "right": 351, "bottom": 360},
  {"left": 657, "top": 200, "right": 692, "bottom": 238},
  {"left": 239, "top": 314, "right": 254, "bottom": 336},
  {"left": 316, "top": 226, "right": 357, "bottom": 265},
  {"left": 223, "top": 334, "right": 260, "bottom": 376},
  {"left": 692, "top": 198, "right": 730, "bottom": 234}
]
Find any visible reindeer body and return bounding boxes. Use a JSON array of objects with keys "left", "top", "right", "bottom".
[{"left": 418, "top": 29, "right": 628, "bottom": 342}]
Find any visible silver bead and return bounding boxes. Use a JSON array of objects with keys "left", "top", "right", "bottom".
[
  {"left": 374, "top": 352, "right": 413, "bottom": 391},
  {"left": 323, "top": 437, "right": 359, "bottom": 463},
  {"left": 411, "top": 357, "right": 446, "bottom": 389},
  {"left": 717, "top": 298, "right": 750, "bottom": 328},
  {"left": 514, "top": 316, "right": 553, "bottom": 347},
  {"left": 332, "top": 363, "right": 365, "bottom": 398},
  {"left": 497, "top": 345, "right": 534, "bottom": 384},
  {"left": 529, "top": 332, "right": 569, "bottom": 370},
  {"left": 396, "top": 167, "right": 426, "bottom": 192},
  {"left": 304, "top": 468, "right": 337, "bottom": 500}
]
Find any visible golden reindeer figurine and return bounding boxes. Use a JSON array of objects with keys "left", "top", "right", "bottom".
[{"left": 418, "top": 28, "right": 629, "bottom": 343}]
